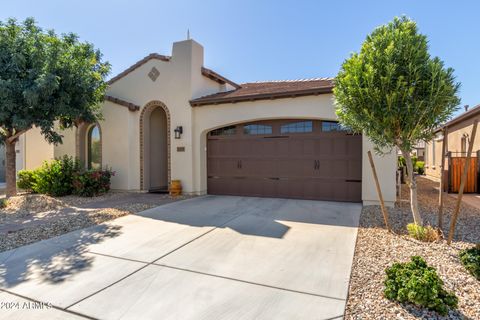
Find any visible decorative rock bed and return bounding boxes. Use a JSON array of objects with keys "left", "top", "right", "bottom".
[
  {"left": 0, "top": 192, "right": 194, "bottom": 252},
  {"left": 345, "top": 177, "right": 480, "bottom": 319}
]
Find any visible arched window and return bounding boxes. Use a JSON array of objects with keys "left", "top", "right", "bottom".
[{"left": 87, "top": 124, "right": 101, "bottom": 169}]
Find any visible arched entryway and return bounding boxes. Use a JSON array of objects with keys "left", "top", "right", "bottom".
[{"left": 140, "top": 101, "right": 171, "bottom": 191}]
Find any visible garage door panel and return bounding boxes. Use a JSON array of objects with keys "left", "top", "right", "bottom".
[
  {"left": 207, "top": 120, "right": 362, "bottom": 202},
  {"left": 347, "top": 182, "right": 362, "bottom": 201},
  {"left": 315, "top": 138, "right": 332, "bottom": 155},
  {"left": 208, "top": 159, "right": 240, "bottom": 177},
  {"left": 275, "top": 139, "right": 290, "bottom": 156},
  {"left": 241, "top": 159, "right": 276, "bottom": 177},
  {"left": 331, "top": 160, "right": 348, "bottom": 178},
  {"left": 348, "top": 160, "right": 362, "bottom": 180},
  {"left": 318, "top": 160, "right": 332, "bottom": 177},
  {"left": 276, "top": 159, "right": 313, "bottom": 178},
  {"left": 333, "top": 138, "right": 348, "bottom": 155}
]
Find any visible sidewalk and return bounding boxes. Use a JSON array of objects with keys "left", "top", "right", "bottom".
[{"left": 449, "top": 193, "right": 480, "bottom": 210}]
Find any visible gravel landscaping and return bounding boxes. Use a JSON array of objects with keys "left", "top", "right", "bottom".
[
  {"left": 0, "top": 192, "right": 194, "bottom": 252},
  {"left": 345, "top": 176, "right": 480, "bottom": 319}
]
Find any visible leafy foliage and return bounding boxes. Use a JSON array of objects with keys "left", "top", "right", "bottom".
[
  {"left": 0, "top": 18, "right": 110, "bottom": 195},
  {"left": 33, "top": 156, "right": 80, "bottom": 196},
  {"left": 0, "top": 198, "right": 7, "bottom": 209},
  {"left": 17, "top": 156, "right": 113, "bottom": 197},
  {"left": 384, "top": 256, "right": 458, "bottom": 315},
  {"left": 334, "top": 16, "right": 460, "bottom": 154},
  {"left": 398, "top": 155, "right": 418, "bottom": 169},
  {"left": 407, "top": 223, "right": 439, "bottom": 242},
  {"left": 72, "top": 169, "right": 114, "bottom": 197},
  {"left": 459, "top": 244, "right": 480, "bottom": 280},
  {"left": 17, "top": 170, "right": 37, "bottom": 192},
  {"left": 415, "top": 161, "right": 425, "bottom": 175}
]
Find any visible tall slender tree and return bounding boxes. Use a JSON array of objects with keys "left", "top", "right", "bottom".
[
  {"left": 0, "top": 18, "right": 110, "bottom": 196},
  {"left": 334, "top": 16, "right": 460, "bottom": 225}
]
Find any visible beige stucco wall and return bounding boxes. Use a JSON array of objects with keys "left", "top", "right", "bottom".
[
  {"left": 22, "top": 127, "right": 54, "bottom": 170},
  {"left": 48, "top": 39, "right": 396, "bottom": 206},
  {"left": 425, "top": 136, "right": 444, "bottom": 179}
]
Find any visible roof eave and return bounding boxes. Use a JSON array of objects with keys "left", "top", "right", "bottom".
[
  {"left": 190, "top": 87, "right": 333, "bottom": 107},
  {"left": 105, "top": 95, "right": 140, "bottom": 111},
  {"left": 107, "top": 53, "right": 171, "bottom": 85},
  {"left": 201, "top": 67, "right": 240, "bottom": 89},
  {"left": 435, "top": 104, "right": 480, "bottom": 132}
]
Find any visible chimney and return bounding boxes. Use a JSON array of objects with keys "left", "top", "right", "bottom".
[{"left": 465, "top": 105, "right": 470, "bottom": 112}]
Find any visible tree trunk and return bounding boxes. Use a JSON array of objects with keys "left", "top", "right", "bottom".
[
  {"left": 5, "top": 140, "right": 17, "bottom": 197},
  {"left": 401, "top": 149, "right": 423, "bottom": 225}
]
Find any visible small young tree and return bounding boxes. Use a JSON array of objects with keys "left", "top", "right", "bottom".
[
  {"left": 334, "top": 17, "right": 460, "bottom": 225},
  {"left": 0, "top": 18, "right": 110, "bottom": 197}
]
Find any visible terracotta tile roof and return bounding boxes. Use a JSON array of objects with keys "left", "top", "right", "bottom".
[
  {"left": 190, "top": 78, "right": 334, "bottom": 106},
  {"left": 105, "top": 95, "right": 140, "bottom": 111},
  {"left": 107, "top": 53, "right": 239, "bottom": 88}
]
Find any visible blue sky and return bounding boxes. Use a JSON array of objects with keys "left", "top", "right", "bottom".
[{"left": 2, "top": 0, "right": 479, "bottom": 115}]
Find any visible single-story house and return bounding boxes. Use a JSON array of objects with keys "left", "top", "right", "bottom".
[
  {"left": 425, "top": 104, "right": 480, "bottom": 192},
  {"left": 17, "top": 39, "right": 397, "bottom": 206}
]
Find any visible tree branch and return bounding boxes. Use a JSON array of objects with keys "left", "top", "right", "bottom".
[{"left": 6, "top": 129, "right": 29, "bottom": 144}]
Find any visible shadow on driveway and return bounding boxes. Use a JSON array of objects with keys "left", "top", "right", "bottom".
[{"left": 0, "top": 224, "right": 122, "bottom": 288}]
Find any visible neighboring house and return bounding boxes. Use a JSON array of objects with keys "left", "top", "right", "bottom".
[
  {"left": 22, "top": 39, "right": 397, "bottom": 206},
  {"left": 396, "top": 140, "right": 425, "bottom": 162},
  {"left": 425, "top": 104, "right": 480, "bottom": 185},
  {"left": 413, "top": 141, "right": 425, "bottom": 161}
]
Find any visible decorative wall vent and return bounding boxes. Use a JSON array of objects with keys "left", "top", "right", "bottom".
[{"left": 148, "top": 67, "right": 160, "bottom": 81}]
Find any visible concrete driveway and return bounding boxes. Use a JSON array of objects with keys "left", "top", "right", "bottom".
[{"left": 0, "top": 196, "right": 361, "bottom": 320}]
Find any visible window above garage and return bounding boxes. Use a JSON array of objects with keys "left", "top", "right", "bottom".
[
  {"left": 210, "top": 125, "right": 237, "bottom": 136},
  {"left": 280, "top": 121, "right": 313, "bottom": 134},
  {"left": 321, "top": 121, "right": 347, "bottom": 132},
  {"left": 244, "top": 124, "right": 273, "bottom": 135}
]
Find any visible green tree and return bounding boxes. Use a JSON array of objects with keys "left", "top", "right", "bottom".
[
  {"left": 0, "top": 18, "right": 110, "bottom": 196},
  {"left": 334, "top": 17, "right": 460, "bottom": 225}
]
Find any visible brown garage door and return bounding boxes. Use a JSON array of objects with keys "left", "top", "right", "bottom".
[{"left": 207, "top": 120, "right": 362, "bottom": 202}]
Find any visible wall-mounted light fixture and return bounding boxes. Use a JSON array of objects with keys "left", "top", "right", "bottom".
[{"left": 174, "top": 126, "right": 183, "bottom": 139}]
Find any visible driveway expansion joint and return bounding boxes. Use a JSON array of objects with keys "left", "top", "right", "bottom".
[
  {"left": 66, "top": 207, "right": 247, "bottom": 310},
  {"left": 155, "top": 263, "right": 347, "bottom": 302}
]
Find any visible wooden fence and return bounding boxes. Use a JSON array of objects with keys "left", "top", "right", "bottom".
[{"left": 448, "top": 152, "right": 478, "bottom": 193}]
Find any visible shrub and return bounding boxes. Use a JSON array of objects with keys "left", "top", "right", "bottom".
[
  {"left": 398, "top": 156, "right": 406, "bottom": 168},
  {"left": 0, "top": 198, "right": 8, "bottom": 209},
  {"left": 384, "top": 256, "right": 458, "bottom": 315},
  {"left": 33, "top": 156, "right": 80, "bottom": 196},
  {"left": 72, "top": 169, "right": 114, "bottom": 197},
  {"left": 415, "top": 161, "right": 425, "bottom": 175},
  {"left": 459, "top": 244, "right": 480, "bottom": 280},
  {"left": 407, "top": 223, "right": 439, "bottom": 242},
  {"left": 17, "top": 170, "right": 37, "bottom": 192}
]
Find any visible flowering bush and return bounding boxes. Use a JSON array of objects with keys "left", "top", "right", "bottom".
[{"left": 73, "top": 169, "right": 115, "bottom": 197}]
